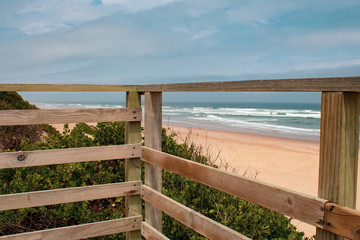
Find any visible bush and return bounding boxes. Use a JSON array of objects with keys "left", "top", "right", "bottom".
[
  {"left": 0, "top": 123, "right": 126, "bottom": 239},
  {"left": 0, "top": 92, "right": 44, "bottom": 151},
  {"left": 0, "top": 95, "right": 311, "bottom": 238},
  {"left": 161, "top": 128, "right": 310, "bottom": 240}
]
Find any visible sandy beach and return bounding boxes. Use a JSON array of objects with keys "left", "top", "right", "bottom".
[
  {"left": 52, "top": 122, "right": 360, "bottom": 237},
  {"left": 162, "top": 124, "right": 360, "bottom": 237}
]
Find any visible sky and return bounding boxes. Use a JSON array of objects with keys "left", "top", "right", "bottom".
[{"left": 1, "top": 0, "right": 360, "bottom": 102}]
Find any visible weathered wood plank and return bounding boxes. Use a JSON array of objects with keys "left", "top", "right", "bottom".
[
  {"left": 0, "top": 77, "right": 359, "bottom": 93},
  {"left": 142, "top": 185, "right": 250, "bottom": 240},
  {"left": 0, "top": 108, "right": 141, "bottom": 126},
  {"left": 141, "top": 147, "right": 327, "bottom": 227},
  {"left": 138, "top": 77, "right": 360, "bottom": 92},
  {"left": 0, "top": 181, "right": 141, "bottom": 211},
  {"left": 0, "top": 216, "right": 142, "bottom": 240},
  {"left": 0, "top": 144, "right": 140, "bottom": 169},
  {"left": 316, "top": 92, "right": 360, "bottom": 240},
  {"left": 144, "top": 92, "right": 163, "bottom": 232},
  {"left": 0, "top": 84, "right": 137, "bottom": 92},
  {"left": 125, "top": 91, "right": 142, "bottom": 240},
  {"left": 323, "top": 203, "right": 360, "bottom": 240},
  {"left": 141, "top": 222, "right": 170, "bottom": 240}
]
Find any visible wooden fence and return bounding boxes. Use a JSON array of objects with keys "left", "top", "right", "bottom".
[{"left": 0, "top": 77, "right": 360, "bottom": 240}]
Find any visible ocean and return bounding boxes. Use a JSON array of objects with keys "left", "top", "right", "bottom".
[{"left": 34, "top": 101, "right": 321, "bottom": 141}]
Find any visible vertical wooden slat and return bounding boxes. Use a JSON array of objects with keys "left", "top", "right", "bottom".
[
  {"left": 316, "top": 92, "right": 360, "bottom": 240},
  {"left": 125, "top": 91, "right": 142, "bottom": 240},
  {"left": 144, "top": 92, "right": 163, "bottom": 232}
]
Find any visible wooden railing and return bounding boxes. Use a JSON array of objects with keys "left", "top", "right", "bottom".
[
  {"left": 0, "top": 77, "right": 360, "bottom": 240},
  {"left": 0, "top": 90, "right": 143, "bottom": 239}
]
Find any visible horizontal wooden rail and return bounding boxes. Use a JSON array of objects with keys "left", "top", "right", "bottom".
[
  {"left": 0, "top": 216, "right": 142, "bottom": 239},
  {"left": 0, "top": 84, "right": 137, "bottom": 92},
  {"left": 0, "top": 144, "right": 141, "bottom": 169},
  {"left": 323, "top": 203, "right": 360, "bottom": 239},
  {"left": 142, "top": 185, "right": 250, "bottom": 240},
  {"left": 0, "top": 181, "right": 141, "bottom": 211},
  {"left": 1, "top": 77, "right": 359, "bottom": 93},
  {"left": 141, "top": 147, "right": 327, "bottom": 228},
  {"left": 138, "top": 77, "right": 360, "bottom": 92},
  {"left": 141, "top": 222, "right": 169, "bottom": 240},
  {"left": 0, "top": 108, "right": 141, "bottom": 126}
]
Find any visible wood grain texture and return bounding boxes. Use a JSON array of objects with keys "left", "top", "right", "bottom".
[
  {"left": 0, "top": 216, "right": 142, "bottom": 240},
  {"left": 317, "top": 92, "right": 360, "bottom": 240},
  {"left": 0, "top": 84, "right": 137, "bottom": 92},
  {"left": 0, "top": 144, "right": 140, "bottom": 169},
  {"left": 0, "top": 108, "right": 141, "bottom": 126},
  {"left": 323, "top": 203, "right": 360, "bottom": 240},
  {"left": 144, "top": 92, "right": 163, "bottom": 232},
  {"left": 141, "top": 147, "right": 327, "bottom": 227},
  {"left": 125, "top": 91, "right": 142, "bottom": 240},
  {"left": 141, "top": 222, "right": 170, "bottom": 240},
  {"left": 138, "top": 77, "right": 360, "bottom": 92},
  {"left": 0, "top": 77, "right": 359, "bottom": 93},
  {"left": 142, "top": 185, "right": 250, "bottom": 240},
  {"left": 0, "top": 181, "right": 141, "bottom": 211}
]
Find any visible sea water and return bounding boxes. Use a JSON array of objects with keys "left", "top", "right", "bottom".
[{"left": 34, "top": 101, "right": 320, "bottom": 141}]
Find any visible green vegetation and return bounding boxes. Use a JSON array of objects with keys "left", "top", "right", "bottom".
[
  {"left": 0, "top": 92, "right": 44, "bottom": 151},
  {"left": 0, "top": 92, "right": 312, "bottom": 239}
]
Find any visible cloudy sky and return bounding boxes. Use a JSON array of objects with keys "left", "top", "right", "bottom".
[{"left": 1, "top": 0, "right": 360, "bottom": 102}]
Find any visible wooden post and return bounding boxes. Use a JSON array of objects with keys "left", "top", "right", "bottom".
[
  {"left": 144, "top": 92, "right": 163, "bottom": 232},
  {"left": 317, "top": 92, "right": 360, "bottom": 240},
  {"left": 125, "top": 91, "right": 142, "bottom": 240}
]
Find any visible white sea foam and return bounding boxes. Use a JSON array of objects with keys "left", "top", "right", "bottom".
[
  {"left": 33, "top": 101, "right": 320, "bottom": 139},
  {"left": 190, "top": 115, "right": 319, "bottom": 135},
  {"left": 190, "top": 107, "right": 320, "bottom": 119}
]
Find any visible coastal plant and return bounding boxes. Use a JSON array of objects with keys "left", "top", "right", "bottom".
[
  {"left": 0, "top": 123, "right": 126, "bottom": 239},
  {"left": 0, "top": 92, "right": 44, "bottom": 151},
  {"left": 0, "top": 93, "right": 312, "bottom": 239},
  {"left": 161, "top": 127, "right": 311, "bottom": 239},
  {"left": 0, "top": 123, "right": 311, "bottom": 239}
]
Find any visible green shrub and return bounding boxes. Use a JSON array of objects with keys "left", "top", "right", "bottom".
[
  {"left": 161, "top": 128, "right": 310, "bottom": 240},
  {"left": 0, "top": 123, "right": 126, "bottom": 239},
  {"left": 0, "top": 92, "right": 44, "bottom": 151},
  {"left": 0, "top": 94, "right": 311, "bottom": 239}
]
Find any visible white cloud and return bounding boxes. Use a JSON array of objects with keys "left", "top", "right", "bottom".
[
  {"left": 0, "top": 0, "right": 178, "bottom": 36},
  {"left": 0, "top": 0, "right": 359, "bottom": 85},
  {"left": 0, "top": 19, "right": 169, "bottom": 76}
]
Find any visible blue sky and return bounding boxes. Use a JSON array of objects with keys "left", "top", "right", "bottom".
[{"left": 1, "top": 0, "right": 360, "bottom": 102}]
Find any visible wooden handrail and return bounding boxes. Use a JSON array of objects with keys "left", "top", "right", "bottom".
[
  {"left": 0, "top": 144, "right": 141, "bottom": 169},
  {"left": 0, "top": 216, "right": 142, "bottom": 240},
  {"left": 0, "top": 84, "right": 137, "bottom": 92},
  {"left": 141, "top": 147, "right": 360, "bottom": 239},
  {"left": 0, "top": 77, "right": 360, "bottom": 93},
  {"left": 138, "top": 77, "right": 360, "bottom": 92},
  {"left": 142, "top": 185, "right": 250, "bottom": 240},
  {"left": 141, "top": 222, "right": 169, "bottom": 240},
  {"left": 141, "top": 146, "right": 327, "bottom": 228},
  {"left": 1, "top": 79, "right": 359, "bottom": 239},
  {"left": 0, "top": 108, "right": 141, "bottom": 126},
  {"left": 323, "top": 203, "right": 360, "bottom": 239},
  {"left": 0, "top": 181, "right": 141, "bottom": 211}
]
